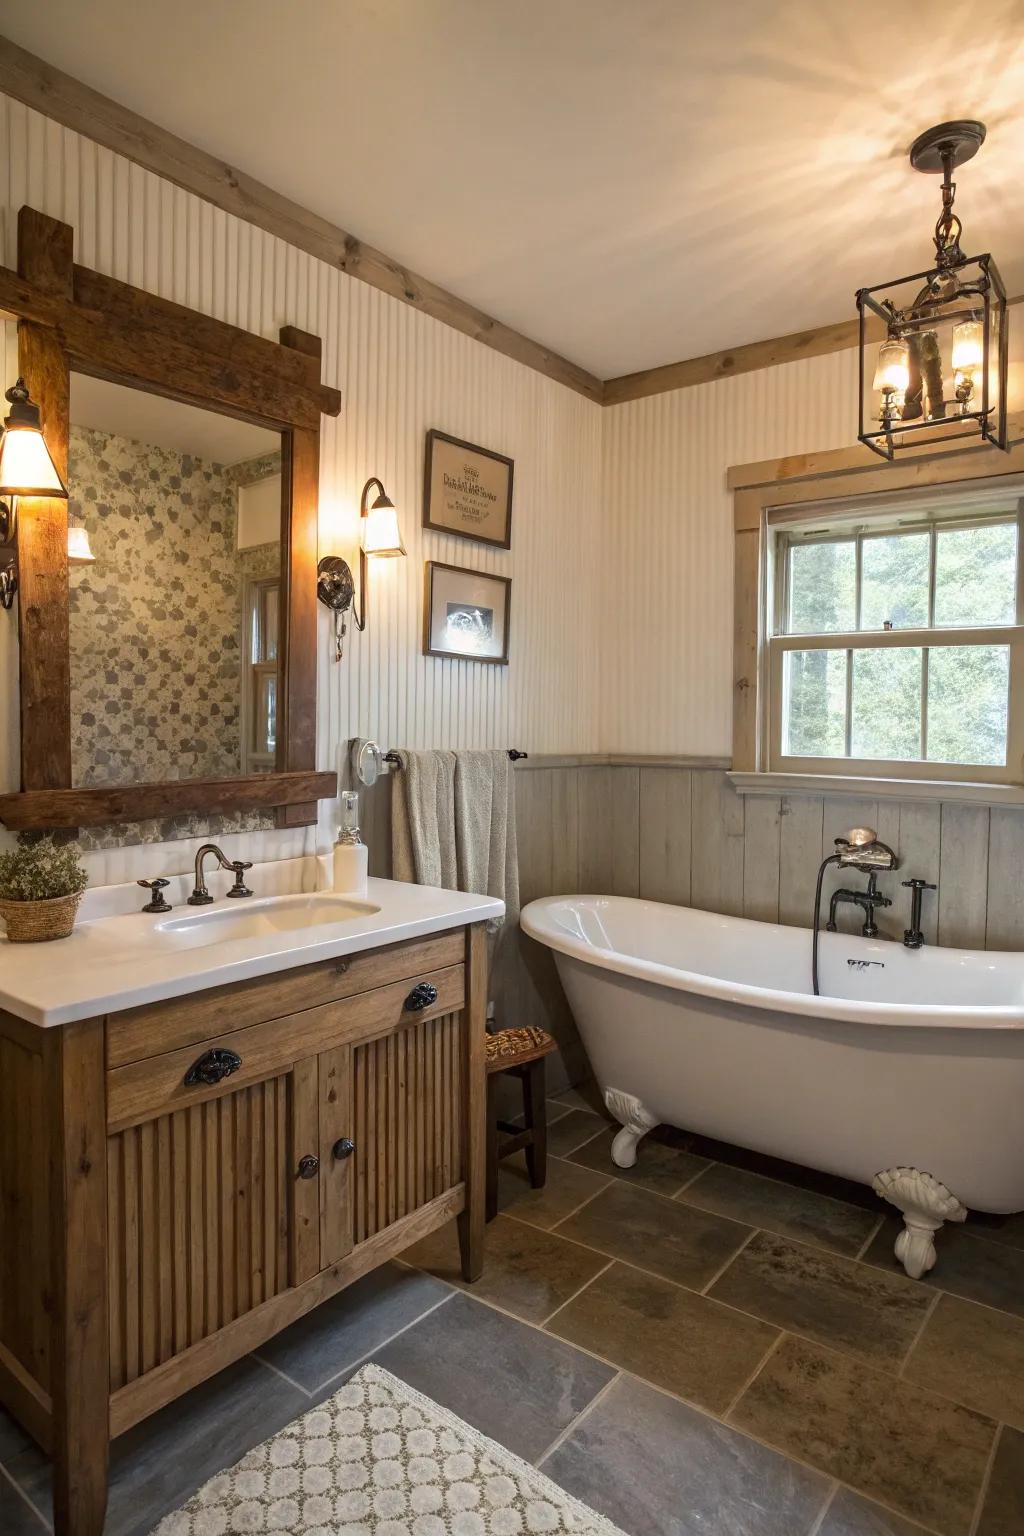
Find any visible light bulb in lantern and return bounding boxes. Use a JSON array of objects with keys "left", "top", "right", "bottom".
[
  {"left": 872, "top": 339, "right": 910, "bottom": 396},
  {"left": 952, "top": 318, "right": 984, "bottom": 374}
]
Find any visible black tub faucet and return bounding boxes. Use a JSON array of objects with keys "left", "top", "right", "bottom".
[
  {"left": 826, "top": 870, "right": 893, "bottom": 939},
  {"left": 903, "top": 878, "right": 937, "bottom": 948}
]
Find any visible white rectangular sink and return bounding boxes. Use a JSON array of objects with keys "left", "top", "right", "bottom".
[{"left": 151, "top": 893, "right": 382, "bottom": 950}]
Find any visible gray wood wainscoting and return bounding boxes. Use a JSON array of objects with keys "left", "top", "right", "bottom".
[{"left": 350, "top": 762, "right": 1024, "bottom": 1093}]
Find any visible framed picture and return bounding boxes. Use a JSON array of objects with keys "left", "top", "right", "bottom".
[
  {"left": 423, "top": 429, "right": 514, "bottom": 549},
  {"left": 424, "top": 561, "right": 511, "bottom": 665}
]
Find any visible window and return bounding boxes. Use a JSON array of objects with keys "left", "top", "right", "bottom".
[
  {"left": 767, "top": 491, "right": 1024, "bottom": 783},
  {"left": 242, "top": 577, "right": 279, "bottom": 773}
]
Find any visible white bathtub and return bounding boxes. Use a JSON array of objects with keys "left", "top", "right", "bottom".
[{"left": 521, "top": 894, "right": 1024, "bottom": 1277}]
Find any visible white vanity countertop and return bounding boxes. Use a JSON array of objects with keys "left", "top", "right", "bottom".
[{"left": 0, "top": 872, "right": 504, "bottom": 1028}]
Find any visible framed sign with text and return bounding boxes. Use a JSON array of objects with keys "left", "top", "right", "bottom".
[{"left": 423, "top": 429, "right": 514, "bottom": 549}]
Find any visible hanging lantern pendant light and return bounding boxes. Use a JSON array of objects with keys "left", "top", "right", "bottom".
[{"left": 856, "top": 121, "right": 1008, "bottom": 460}]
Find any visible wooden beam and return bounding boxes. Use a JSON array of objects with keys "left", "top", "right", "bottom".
[
  {"left": 604, "top": 317, "right": 868, "bottom": 407},
  {"left": 0, "top": 35, "right": 603, "bottom": 405},
  {"left": 17, "top": 207, "right": 73, "bottom": 793},
  {"left": 0, "top": 769, "right": 338, "bottom": 830},
  {"left": 604, "top": 297, "right": 1023, "bottom": 407}
]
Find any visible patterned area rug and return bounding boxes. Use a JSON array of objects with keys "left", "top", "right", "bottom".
[{"left": 153, "top": 1363, "right": 625, "bottom": 1536}]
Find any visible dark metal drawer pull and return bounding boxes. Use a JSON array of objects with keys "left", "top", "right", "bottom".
[
  {"left": 332, "top": 1137, "right": 355, "bottom": 1161},
  {"left": 297, "top": 1154, "right": 320, "bottom": 1179},
  {"left": 404, "top": 982, "right": 438, "bottom": 1012},
  {"left": 184, "top": 1047, "right": 242, "bottom": 1088}
]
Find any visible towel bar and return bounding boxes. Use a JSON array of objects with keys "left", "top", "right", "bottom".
[{"left": 383, "top": 749, "right": 528, "bottom": 766}]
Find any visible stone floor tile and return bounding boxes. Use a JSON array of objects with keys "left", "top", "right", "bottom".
[
  {"left": 543, "top": 1371, "right": 829, "bottom": 1536},
  {"left": 905, "top": 1293, "right": 1024, "bottom": 1431},
  {"left": 569, "top": 1126, "right": 710, "bottom": 1196},
  {"left": 401, "top": 1213, "right": 608, "bottom": 1323},
  {"left": 0, "top": 1473, "right": 48, "bottom": 1536},
  {"left": 557, "top": 1180, "right": 750, "bottom": 1288},
  {"left": 864, "top": 1219, "right": 1024, "bottom": 1320},
  {"left": 730, "top": 1334, "right": 995, "bottom": 1536},
  {"left": 709, "top": 1231, "right": 932, "bottom": 1365},
  {"left": 976, "top": 1425, "right": 1024, "bottom": 1536},
  {"left": 497, "top": 1152, "right": 611, "bottom": 1229},
  {"left": 6, "top": 1355, "right": 307, "bottom": 1536},
  {"left": 257, "top": 1260, "right": 450, "bottom": 1394},
  {"left": 547, "top": 1260, "right": 777, "bottom": 1413},
  {"left": 819, "top": 1487, "right": 936, "bottom": 1535},
  {"left": 373, "top": 1289, "right": 614, "bottom": 1463},
  {"left": 678, "top": 1163, "right": 879, "bottom": 1257}
]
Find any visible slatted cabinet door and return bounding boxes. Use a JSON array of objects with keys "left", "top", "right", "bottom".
[
  {"left": 351, "top": 1010, "right": 465, "bottom": 1245},
  {"left": 106, "top": 1058, "right": 319, "bottom": 1392}
]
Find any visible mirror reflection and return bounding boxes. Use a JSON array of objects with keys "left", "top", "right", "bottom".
[{"left": 68, "top": 375, "right": 282, "bottom": 787}]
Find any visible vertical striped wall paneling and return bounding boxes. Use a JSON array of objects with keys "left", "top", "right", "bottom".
[{"left": 0, "top": 93, "right": 602, "bottom": 876}]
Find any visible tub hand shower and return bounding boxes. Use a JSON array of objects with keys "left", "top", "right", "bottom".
[{"left": 812, "top": 827, "right": 898, "bottom": 996}]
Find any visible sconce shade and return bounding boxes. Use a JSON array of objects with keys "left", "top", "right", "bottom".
[
  {"left": 0, "top": 379, "right": 68, "bottom": 498},
  {"left": 67, "top": 516, "right": 96, "bottom": 565},
  {"left": 361, "top": 489, "right": 406, "bottom": 557}
]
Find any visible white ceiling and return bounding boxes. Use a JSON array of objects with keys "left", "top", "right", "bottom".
[
  {"left": 70, "top": 374, "right": 279, "bottom": 464},
  {"left": 5, "top": 0, "right": 1024, "bottom": 378}
]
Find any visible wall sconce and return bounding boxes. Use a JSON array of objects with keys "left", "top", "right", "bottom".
[
  {"left": 66, "top": 511, "right": 96, "bottom": 566},
  {"left": 316, "top": 476, "right": 406, "bottom": 660},
  {"left": 0, "top": 377, "right": 69, "bottom": 610}
]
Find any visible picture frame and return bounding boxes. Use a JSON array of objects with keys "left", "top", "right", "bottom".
[
  {"left": 423, "top": 428, "right": 514, "bottom": 548},
  {"left": 423, "top": 561, "right": 511, "bottom": 665}
]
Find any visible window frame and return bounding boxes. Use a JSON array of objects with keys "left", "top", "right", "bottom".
[{"left": 764, "top": 491, "right": 1024, "bottom": 785}]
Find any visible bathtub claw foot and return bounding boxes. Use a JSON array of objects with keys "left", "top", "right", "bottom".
[
  {"left": 604, "top": 1088, "right": 658, "bottom": 1169},
  {"left": 872, "top": 1167, "right": 967, "bottom": 1279}
]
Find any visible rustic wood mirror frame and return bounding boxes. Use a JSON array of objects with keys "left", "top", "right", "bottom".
[{"left": 0, "top": 206, "right": 341, "bottom": 832}]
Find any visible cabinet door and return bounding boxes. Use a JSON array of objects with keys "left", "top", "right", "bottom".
[
  {"left": 318, "top": 1044, "right": 354, "bottom": 1267},
  {"left": 350, "top": 1009, "right": 465, "bottom": 1246},
  {"left": 106, "top": 1058, "right": 319, "bottom": 1391}
]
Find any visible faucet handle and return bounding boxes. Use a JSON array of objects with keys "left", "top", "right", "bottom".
[
  {"left": 137, "top": 877, "right": 171, "bottom": 913},
  {"left": 226, "top": 860, "right": 253, "bottom": 899}
]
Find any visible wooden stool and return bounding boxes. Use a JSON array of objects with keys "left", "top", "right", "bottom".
[{"left": 485, "top": 1026, "right": 557, "bottom": 1221}]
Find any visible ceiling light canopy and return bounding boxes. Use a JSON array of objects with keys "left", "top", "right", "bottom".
[{"left": 856, "top": 121, "right": 1008, "bottom": 461}]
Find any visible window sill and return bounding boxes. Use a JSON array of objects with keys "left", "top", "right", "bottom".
[{"left": 727, "top": 771, "right": 1024, "bottom": 807}]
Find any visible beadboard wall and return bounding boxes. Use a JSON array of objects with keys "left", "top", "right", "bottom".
[{"left": 0, "top": 92, "right": 603, "bottom": 880}]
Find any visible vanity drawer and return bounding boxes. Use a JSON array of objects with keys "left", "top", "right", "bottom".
[
  {"left": 107, "top": 929, "right": 466, "bottom": 1068},
  {"left": 106, "top": 963, "right": 465, "bottom": 1132}
]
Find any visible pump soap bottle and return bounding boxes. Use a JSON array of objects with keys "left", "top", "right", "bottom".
[{"left": 333, "top": 789, "right": 368, "bottom": 896}]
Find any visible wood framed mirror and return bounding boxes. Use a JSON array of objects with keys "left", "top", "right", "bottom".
[{"left": 0, "top": 206, "right": 341, "bottom": 833}]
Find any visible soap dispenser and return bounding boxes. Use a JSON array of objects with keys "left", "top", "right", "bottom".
[{"left": 333, "top": 790, "right": 368, "bottom": 896}]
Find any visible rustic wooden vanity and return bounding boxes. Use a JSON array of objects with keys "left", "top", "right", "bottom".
[{"left": 0, "top": 917, "right": 488, "bottom": 1535}]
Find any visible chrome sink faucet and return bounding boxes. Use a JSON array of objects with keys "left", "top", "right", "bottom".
[{"left": 188, "top": 844, "right": 254, "bottom": 905}]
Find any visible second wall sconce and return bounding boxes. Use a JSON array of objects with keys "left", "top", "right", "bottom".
[
  {"left": 317, "top": 476, "right": 406, "bottom": 660},
  {"left": 0, "top": 377, "right": 69, "bottom": 611}
]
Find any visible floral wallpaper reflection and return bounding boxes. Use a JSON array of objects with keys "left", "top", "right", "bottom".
[{"left": 68, "top": 427, "right": 280, "bottom": 849}]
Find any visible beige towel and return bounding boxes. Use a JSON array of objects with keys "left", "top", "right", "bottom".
[
  {"left": 390, "top": 749, "right": 458, "bottom": 890},
  {"left": 391, "top": 748, "right": 519, "bottom": 930},
  {"left": 454, "top": 750, "right": 519, "bottom": 928}
]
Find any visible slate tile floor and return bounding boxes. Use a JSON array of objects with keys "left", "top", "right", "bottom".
[{"left": 2, "top": 1092, "right": 1024, "bottom": 1535}]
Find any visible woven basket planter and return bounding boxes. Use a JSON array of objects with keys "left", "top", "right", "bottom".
[{"left": 0, "top": 890, "right": 84, "bottom": 943}]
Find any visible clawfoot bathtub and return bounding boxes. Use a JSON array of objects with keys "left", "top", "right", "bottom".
[{"left": 521, "top": 895, "right": 1024, "bottom": 1278}]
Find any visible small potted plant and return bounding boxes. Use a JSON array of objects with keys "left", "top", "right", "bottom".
[{"left": 0, "top": 837, "right": 89, "bottom": 942}]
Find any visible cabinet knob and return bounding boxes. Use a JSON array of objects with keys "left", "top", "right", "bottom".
[
  {"left": 332, "top": 1137, "right": 355, "bottom": 1161},
  {"left": 404, "top": 981, "right": 438, "bottom": 1012},
  {"left": 184, "top": 1047, "right": 242, "bottom": 1088},
  {"left": 297, "top": 1154, "right": 320, "bottom": 1180}
]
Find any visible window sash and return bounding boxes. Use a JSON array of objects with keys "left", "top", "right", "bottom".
[
  {"left": 775, "top": 507, "right": 1023, "bottom": 639},
  {"left": 766, "top": 627, "right": 1024, "bottom": 784}
]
